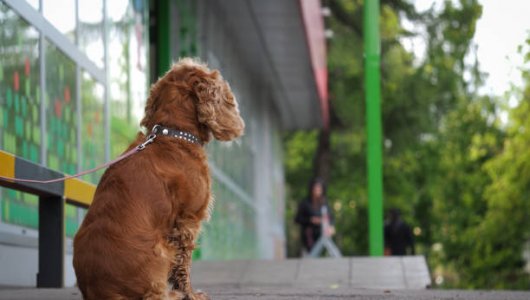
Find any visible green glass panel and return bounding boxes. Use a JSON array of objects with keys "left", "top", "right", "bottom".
[
  {"left": 4, "top": 132, "right": 15, "bottom": 153},
  {"left": 57, "top": 140, "right": 64, "bottom": 157},
  {"left": 59, "top": 64, "right": 63, "bottom": 81},
  {"left": 21, "top": 96, "right": 27, "bottom": 116},
  {"left": 63, "top": 122, "right": 68, "bottom": 139},
  {"left": 0, "top": 2, "right": 41, "bottom": 173},
  {"left": 2, "top": 110, "right": 7, "bottom": 128},
  {"left": 70, "top": 128, "right": 75, "bottom": 144},
  {"left": 68, "top": 164, "right": 75, "bottom": 175},
  {"left": 25, "top": 77, "right": 30, "bottom": 96},
  {"left": 65, "top": 204, "right": 76, "bottom": 217},
  {"left": 1, "top": 196, "right": 10, "bottom": 222},
  {"left": 47, "top": 133, "right": 52, "bottom": 149},
  {"left": 7, "top": 189, "right": 16, "bottom": 198},
  {"left": 15, "top": 116, "right": 23, "bottom": 136},
  {"left": 71, "top": 145, "right": 76, "bottom": 162},
  {"left": 14, "top": 93, "right": 19, "bottom": 113},
  {"left": 32, "top": 104, "right": 38, "bottom": 122},
  {"left": 25, "top": 120, "right": 30, "bottom": 139},
  {"left": 50, "top": 116, "right": 56, "bottom": 134},
  {"left": 33, "top": 127, "right": 39, "bottom": 144},
  {"left": 48, "top": 155, "right": 58, "bottom": 170},
  {"left": 45, "top": 41, "right": 76, "bottom": 175},
  {"left": 1, "top": 192, "right": 39, "bottom": 229},
  {"left": 66, "top": 217, "right": 78, "bottom": 237},
  {"left": 30, "top": 144, "right": 39, "bottom": 163},
  {"left": 81, "top": 71, "right": 105, "bottom": 184},
  {"left": 21, "top": 140, "right": 28, "bottom": 158},
  {"left": 6, "top": 88, "right": 12, "bottom": 108}
]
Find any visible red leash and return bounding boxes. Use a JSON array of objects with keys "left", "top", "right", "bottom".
[{"left": 0, "top": 134, "right": 156, "bottom": 184}]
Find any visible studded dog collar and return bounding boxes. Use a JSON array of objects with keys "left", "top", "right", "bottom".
[{"left": 151, "top": 124, "right": 202, "bottom": 145}]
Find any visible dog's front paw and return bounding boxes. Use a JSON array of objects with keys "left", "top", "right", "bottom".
[{"left": 184, "top": 290, "right": 210, "bottom": 300}]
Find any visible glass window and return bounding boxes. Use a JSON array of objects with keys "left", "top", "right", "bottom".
[
  {"left": 0, "top": 0, "right": 150, "bottom": 239},
  {"left": 65, "top": 203, "right": 81, "bottom": 237},
  {"left": 201, "top": 181, "right": 258, "bottom": 259},
  {"left": 175, "top": 0, "right": 198, "bottom": 57},
  {"left": 78, "top": 0, "right": 104, "bottom": 68},
  {"left": 45, "top": 40, "right": 77, "bottom": 175},
  {"left": 1, "top": 189, "right": 39, "bottom": 229},
  {"left": 0, "top": 2, "right": 41, "bottom": 163},
  {"left": 26, "top": 0, "right": 39, "bottom": 11},
  {"left": 0, "top": 2, "right": 42, "bottom": 229},
  {"left": 208, "top": 141, "right": 254, "bottom": 195},
  {"left": 81, "top": 71, "right": 105, "bottom": 184},
  {"left": 42, "top": 0, "right": 76, "bottom": 43},
  {"left": 108, "top": 0, "right": 149, "bottom": 157}
]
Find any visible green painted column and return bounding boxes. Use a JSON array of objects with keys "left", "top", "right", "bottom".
[
  {"left": 156, "top": 0, "right": 171, "bottom": 77},
  {"left": 364, "top": 0, "right": 384, "bottom": 256}
]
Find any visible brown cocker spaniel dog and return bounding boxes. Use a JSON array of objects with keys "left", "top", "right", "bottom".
[{"left": 73, "top": 58, "right": 244, "bottom": 300}]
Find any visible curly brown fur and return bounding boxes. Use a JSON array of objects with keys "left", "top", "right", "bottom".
[{"left": 73, "top": 58, "right": 244, "bottom": 300}]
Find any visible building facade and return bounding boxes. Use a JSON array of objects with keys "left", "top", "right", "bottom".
[{"left": 0, "top": 0, "right": 326, "bottom": 286}]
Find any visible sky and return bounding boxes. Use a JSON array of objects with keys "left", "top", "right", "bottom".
[
  {"left": 473, "top": 0, "right": 530, "bottom": 97},
  {"left": 407, "top": 0, "right": 530, "bottom": 98}
]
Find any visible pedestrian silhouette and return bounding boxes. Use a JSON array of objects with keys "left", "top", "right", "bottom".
[
  {"left": 384, "top": 208, "right": 415, "bottom": 256},
  {"left": 294, "top": 178, "right": 335, "bottom": 255}
]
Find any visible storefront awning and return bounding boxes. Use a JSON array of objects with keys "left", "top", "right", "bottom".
[{"left": 212, "top": 0, "right": 328, "bottom": 130}]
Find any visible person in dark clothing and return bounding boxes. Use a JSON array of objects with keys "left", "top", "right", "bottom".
[
  {"left": 295, "top": 178, "right": 334, "bottom": 253},
  {"left": 384, "top": 208, "right": 415, "bottom": 256}
]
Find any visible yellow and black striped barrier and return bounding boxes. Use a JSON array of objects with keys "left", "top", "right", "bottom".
[
  {"left": 0, "top": 150, "right": 95, "bottom": 207},
  {"left": 0, "top": 149, "right": 96, "bottom": 288}
]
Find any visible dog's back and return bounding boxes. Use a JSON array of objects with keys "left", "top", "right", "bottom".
[{"left": 74, "top": 142, "right": 165, "bottom": 298}]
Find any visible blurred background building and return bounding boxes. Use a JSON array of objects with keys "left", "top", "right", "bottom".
[{"left": 0, "top": 0, "right": 327, "bottom": 286}]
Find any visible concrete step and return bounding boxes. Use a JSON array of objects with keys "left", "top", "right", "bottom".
[{"left": 191, "top": 256, "right": 432, "bottom": 290}]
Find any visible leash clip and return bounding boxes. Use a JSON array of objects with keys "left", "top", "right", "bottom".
[
  {"left": 137, "top": 124, "right": 162, "bottom": 151},
  {"left": 137, "top": 133, "right": 156, "bottom": 151}
]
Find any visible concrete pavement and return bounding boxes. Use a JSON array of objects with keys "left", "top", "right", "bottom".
[
  {"left": 1, "top": 286, "right": 530, "bottom": 299},
  {"left": 1, "top": 257, "right": 530, "bottom": 299}
]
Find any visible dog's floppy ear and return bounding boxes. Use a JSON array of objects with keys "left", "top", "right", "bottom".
[{"left": 187, "top": 62, "right": 244, "bottom": 141}]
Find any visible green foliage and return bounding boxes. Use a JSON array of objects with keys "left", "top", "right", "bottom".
[
  {"left": 470, "top": 53, "right": 530, "bottom": 289},
  {"left": 284, "top": 0, "right": 530, "bottom": 289}
]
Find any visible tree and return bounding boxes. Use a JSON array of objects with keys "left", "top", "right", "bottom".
[
  {"left": 465, "top": 40, "right": 530, "bottom": 289},
  {"left": 283, "top": 0, "right": 530, "bottom": 290}
]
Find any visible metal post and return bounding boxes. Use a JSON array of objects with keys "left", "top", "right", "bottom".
[
  {"left": 364, "top": 0, "right": 384, "bottom": 256},
  {"left": 156, "top": 0, "right": 171, "bottom": 76},
  {"left": 37, "top": 196, "right": 65, "bottom": 287},
  {"left": 103, "top": 0, "right": 110, "bottom": 162}
]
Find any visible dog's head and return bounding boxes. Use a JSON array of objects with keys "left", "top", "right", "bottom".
[{"left": 140, "top": 58, "right": 244, "bottom": 143}]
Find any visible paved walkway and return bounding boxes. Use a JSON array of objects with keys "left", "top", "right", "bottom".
[
  {"left": 1, "top": 257, "right": 530, "bottom": 299},
  {"left": 1, "top": 285, "right": 530, "bottom": 299}
]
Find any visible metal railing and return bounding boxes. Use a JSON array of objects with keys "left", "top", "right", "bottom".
[{"left": 0, "top": 150, "right": 95, "bottom": 288}]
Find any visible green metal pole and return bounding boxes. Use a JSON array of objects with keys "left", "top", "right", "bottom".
[
  {"left": 364, "top": 0, "right": 384, "bottom": 256},
  {"left": 156, "top": 0, "right": 171, "bottom": 77}
]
